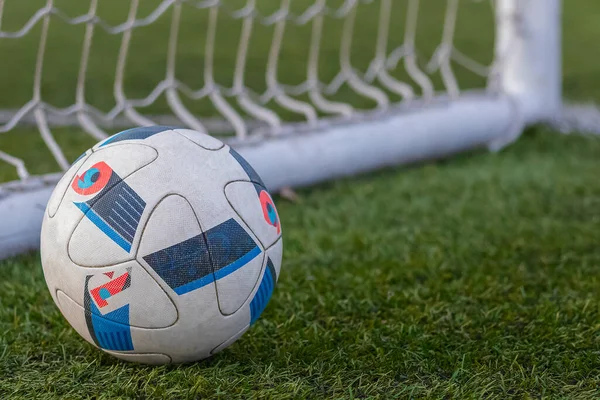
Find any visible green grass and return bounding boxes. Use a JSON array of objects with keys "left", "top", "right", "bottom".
[
  {"left": 1, "top": 130, "right": 600, "bottom": 399},
  {"left": 2, "top": 0, "right": 600, "bottom": 398}
]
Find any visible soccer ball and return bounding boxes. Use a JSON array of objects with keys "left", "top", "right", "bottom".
[{"left": 40, "top": 126, "right": 283, "bottom": 364}]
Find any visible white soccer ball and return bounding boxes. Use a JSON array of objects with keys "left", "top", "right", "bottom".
[{"left": 40, "top": 126, "right": 283, "bottom": 365}]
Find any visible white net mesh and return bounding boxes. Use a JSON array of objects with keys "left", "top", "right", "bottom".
[{"left": 0, "top": 0, "right": 496, "bottom": 182}]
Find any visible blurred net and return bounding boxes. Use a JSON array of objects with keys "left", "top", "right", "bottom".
[{"left": 0, "top": 0, "right": 496, "bottom": 181}]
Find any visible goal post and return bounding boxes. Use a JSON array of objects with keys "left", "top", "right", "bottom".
[{"left": 0, "top": 0, "right": 562, "bottom": 259}]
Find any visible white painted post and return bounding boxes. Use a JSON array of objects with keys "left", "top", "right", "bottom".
[{"left": 496, "top": 0, "right": 562, "bottom": 124}]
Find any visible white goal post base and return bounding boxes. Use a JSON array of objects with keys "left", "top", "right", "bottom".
[{"left": 0, "top": 94, "right": 519, "bottom": 259}]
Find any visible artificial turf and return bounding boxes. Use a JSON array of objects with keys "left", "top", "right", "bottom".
[{"left": 1, "top": 129, "right": 599, "bottom": 399}]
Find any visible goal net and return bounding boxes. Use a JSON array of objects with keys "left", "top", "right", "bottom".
[{"left": 0, "top": 0, "right": 561, "bottom": 257}]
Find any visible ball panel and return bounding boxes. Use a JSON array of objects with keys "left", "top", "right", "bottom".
[
  {"left": 210, "top": 324, "right": 249, "bottom": 356},
  {"left": 83, "top": 262, "right": 178, "bottom": 329},
  {"left": 244, "top": 237, "right": 283, "bottom": 325},
  {"left": 228, "top": 147, "right": 265, "bottom": 187},
  {"left": 55, "top": 260, "right": 177, "bottom": 333},
  {"left": 59, "top": 288, "right": 135, "bottom": 352},
  {"left": 137, "top": 194, "right": 211, "bottom": 296},
  {"left": 202, "top": 217, "right": 264, "bottom": 316},
  {"left": 47, "top": 149, "right": 91, "bottom": 218},
  {"left": 225, "top": 181, "right": 282, "bottom": 249},
  {"left": 68, "top": 216, "right": 136, "bottom": 267},
  {"left": 41, "top": 209, "right": 81, "bottom": 307},
  {"left": 248, "top": 257, "right": 277, "bottom": 325},
  {"left": 103, "top": 351, "right": 172, "bottom": 365},
  {"left": 116, "top": 135, "right": 245, "bottom": 234},
  {"left": 63, "top": 144, "right": 158, "bottom": 266},
  {"left": 266, "top": 237, "right": 283, "bottom": 282},
  {"left": 76, "top": 143, "right": 158, "bottom": 184},
  {"left": 214, "top": 248, "right": 264, "bottom": 315},
  {"left": 68, "top": 170, "right": 149, "bottom": 265},
  {"left": 174, "top": 128, "right": 225, "bottom": 150},
  {"left": 93, "top": 126, "right": 179, "bottom": 149},
  {"left": 137, "top": 195, "right": 204, "bottom": 262},
  {"left": 56, "top": 289, "right": 96, "bottom": 345},
  {"left": 135, "top": 194, "right": 251, "bottom": 361},
  {"left": 58, "top": 288, "right": 217, "bottom": 363}
]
